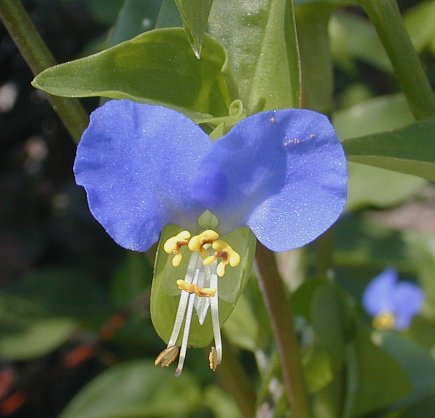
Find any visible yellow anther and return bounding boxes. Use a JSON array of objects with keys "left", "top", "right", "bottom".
[
  {"left": 206, "top": 240, "right": 241, "bottom": 277},
  {"left": 163, "top": 230, "right": 191, "bottom": 267},
  {"left": 217, "top": 261, "right": 226, "bottom": 278},
  {"left": 155, "top": 345, "right": 179, "bottom": 367},
  {"left": 209, "top": 347, "right": 220, "bottom": 371},
  {"left": 203, "top": 254, "right": 217, "bottom": 266},
  {"left": 373, "top": 312, "right": 396, "bottom": 330},
  {"left": 177, "top": 279, "right": 216, "bottom": 297},
  {"left": 188, "top": 230, "right": 219, "bottom": 256}
]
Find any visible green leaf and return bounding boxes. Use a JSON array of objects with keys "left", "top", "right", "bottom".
[
  {"left": 376, "top": 331, "right": 435, "bottom": 406},
  {"left": 329, "top": 12, "right": 392, "bottom": 73},
  {"left": 333, "top": 93, "right": 414, "bottom": 139},
  {"left": 295, "top": 281, "right": 350, "bottom": 392},
  {"left": 346, "top": 163, "right": 425, "bottom": 211},
  {"left": 404, "top": 0, "right": 435, "bottom": 53},
  {"left": 59, "top": 360, "right": 201, "bottom": 418},
  {"left": 32, "top": 28, "right": 235, "bottom": 118},
  {"left": 333, "top": 94, "right": 425, "bottom": 210},
  {"left": 108, "top": 0, "right": 161, "bottom": 46},
  {"left": 0, "top": 317, "right": 76, "bottom": 360},
  {"left": 110, "top": 252, "right": 152, "bottom": 307},
  {"left": 295, "top": 5, "right": 334, "bottom": 114},
  {"left": 8, "top": 268, "right": 113, "bottom": 329},
  {"left": 175, "top": 0, "right": 213, "bottom": 58},
  {"left": 343, "top": 322, "right": 411, "bottom": 418},
  {"left": 151, "top": 226, "right": 256, "bottom": 348},
  {"left": 208, "top": 0, "right": 300, "bottom": 112},
  {"left": 0, "top": 289, "right": 77, "bottom": 359},
  {"left": 223, "top": 275, "right": 271, "bottom": 352},
  {"left": 87, "top": 0, "right": 124, "bottom": 25},
  {"left": 204, "top": 386, "right": 242, "bottom": 418},
  {"left": 155, "top": 0, "right": 182, "bottom": 28},
  {"left": 295, "top": 0, "right": 354, "bottom": 4},
  {"left": 343, "top": 116, "right": 435, "bottom": 181}
]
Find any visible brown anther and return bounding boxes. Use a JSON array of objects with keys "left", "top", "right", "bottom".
[
  {"left": 154, "top": 346, "right": 179, "bottom": 367},
  {"left": 209, "top": 347, "right": 220, "bottom": 371}
]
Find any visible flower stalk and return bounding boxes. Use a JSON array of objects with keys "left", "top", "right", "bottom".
[
  {"left": 256, "top": 243, "right": 311, "bottom": 418},
  {"left": 357, "top": 0, "right": 435, "bottom": 121}
]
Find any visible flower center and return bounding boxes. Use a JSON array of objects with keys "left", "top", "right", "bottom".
[
  {"left": 164, "top": 229, "right": 240, "bottom": 278},
  {"left": 372, "top": 311, "right": 396, "bottom": 330},
  {"left": 155, "top": 229, "right": 241, "bottom": 375}
]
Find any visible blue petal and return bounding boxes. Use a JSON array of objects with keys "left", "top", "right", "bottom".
[
  {"left": 363, "top": 268, "right": 397, "bottom": 316},
  {"left": 74, "top": 100, "right": 211, "bottom": 251},
  {"left": 192, "top": 109, "right": 347, "bottom": 251},
  {"left": 393, "top": 282, "right": 424, "bottom": 330}
]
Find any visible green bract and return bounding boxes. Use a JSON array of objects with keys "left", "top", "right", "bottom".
[{"left": 151, "top": 226, "right": 256, "bottom": 348}]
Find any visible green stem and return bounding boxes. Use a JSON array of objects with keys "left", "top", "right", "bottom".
[
  {"left": 315, "top": 229, "right": 335, "bottom": 278},
  {"left": 0, "top": 0, "right": 88, "bottom": 142},
  {"left": 256, "top": 243, "right": 311, "bottom": 418},
  {"left": 216, "top": 338, "right": 257, "bottom": 418},
  {"left": 357, "top": 0, "right": 435, "bottom": 121},
  {"left": 295, "top": 4, "right": 334, "bottom": 114}
]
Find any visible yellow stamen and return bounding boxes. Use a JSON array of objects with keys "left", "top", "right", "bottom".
[
  {"left": 177, "top": 279, "right": 217, "bottom": 297},
  {"left": 205, "top": 240, "right": 241, "bottom": 277},
  {"left": 209, "top": 347, "right": 220, "bottom": 371},
  {"left": 163, "top": 230, "right": 191, "bottom": 267},
  {"left": 155, "top": 345, "right": 179, "bottom": 367},
  {"left": 188, "top": 230, "right": 219, "bottom": 258},
  {"left": 373, "top": 312, "right": 396, "bottom": 330}
]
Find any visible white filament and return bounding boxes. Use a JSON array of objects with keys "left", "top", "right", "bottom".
[
  {"left": 209, "top": 263, "right": 222, "bottom": 363},
  {"left": 168, "top": 253, "right": 200, "bottom": 346},
  {"left": 194, "top": 262, "right": 211, "bottom": 325},
  {"left": 167, "top": 252, "right": 222, "bottom": 375},
  {"left": 175, "top": 273, "right": 198, "bottom": 375}
]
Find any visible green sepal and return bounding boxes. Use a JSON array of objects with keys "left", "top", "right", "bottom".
[
  {"left": 32, "top": 28, "right": 236, "bottom": 119},
  {"left": 151, "top": 225, "right": 256, "bottom": 348}
]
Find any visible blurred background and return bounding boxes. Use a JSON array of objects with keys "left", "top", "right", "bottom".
[{"left": 0, "top": 1, "right": 435, "bottom": 417}]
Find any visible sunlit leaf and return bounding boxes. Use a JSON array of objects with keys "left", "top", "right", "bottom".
[
  {"left": 32, "top": 28, "right": 235, "bottom": 118},
  {"left": 334, "top": 94, "right": 425, "bottom": 210},
  {"left": 209, "top": 0, "right": 300, "bottom": 112},
  {"left": 175, "top": 0, "right": 213, "bottom": 58},
  {"left": 343, "top": 116, "right": 435, "bottom": 181}
]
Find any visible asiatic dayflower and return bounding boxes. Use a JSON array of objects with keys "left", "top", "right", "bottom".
[
  {"left": 363, "top": 268, "right": 424, "bottom": 330},
  {"left": 74, "top": 99, "right": 347, "bottom": 374}
]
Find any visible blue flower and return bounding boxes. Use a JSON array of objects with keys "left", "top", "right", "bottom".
[
  {"left": 74, "top": 99, "right": 347, "bottom": 373},
  {"left": 363, "top": 268, "right": 424, "bottom": 330}
]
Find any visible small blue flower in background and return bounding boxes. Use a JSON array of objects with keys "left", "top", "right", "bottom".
[
  {"left": 363, "top": 268, "right": 424, "bottom": 330},
  {"left": 74, "top": 99, "right": 347, "bottom": 373}
]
